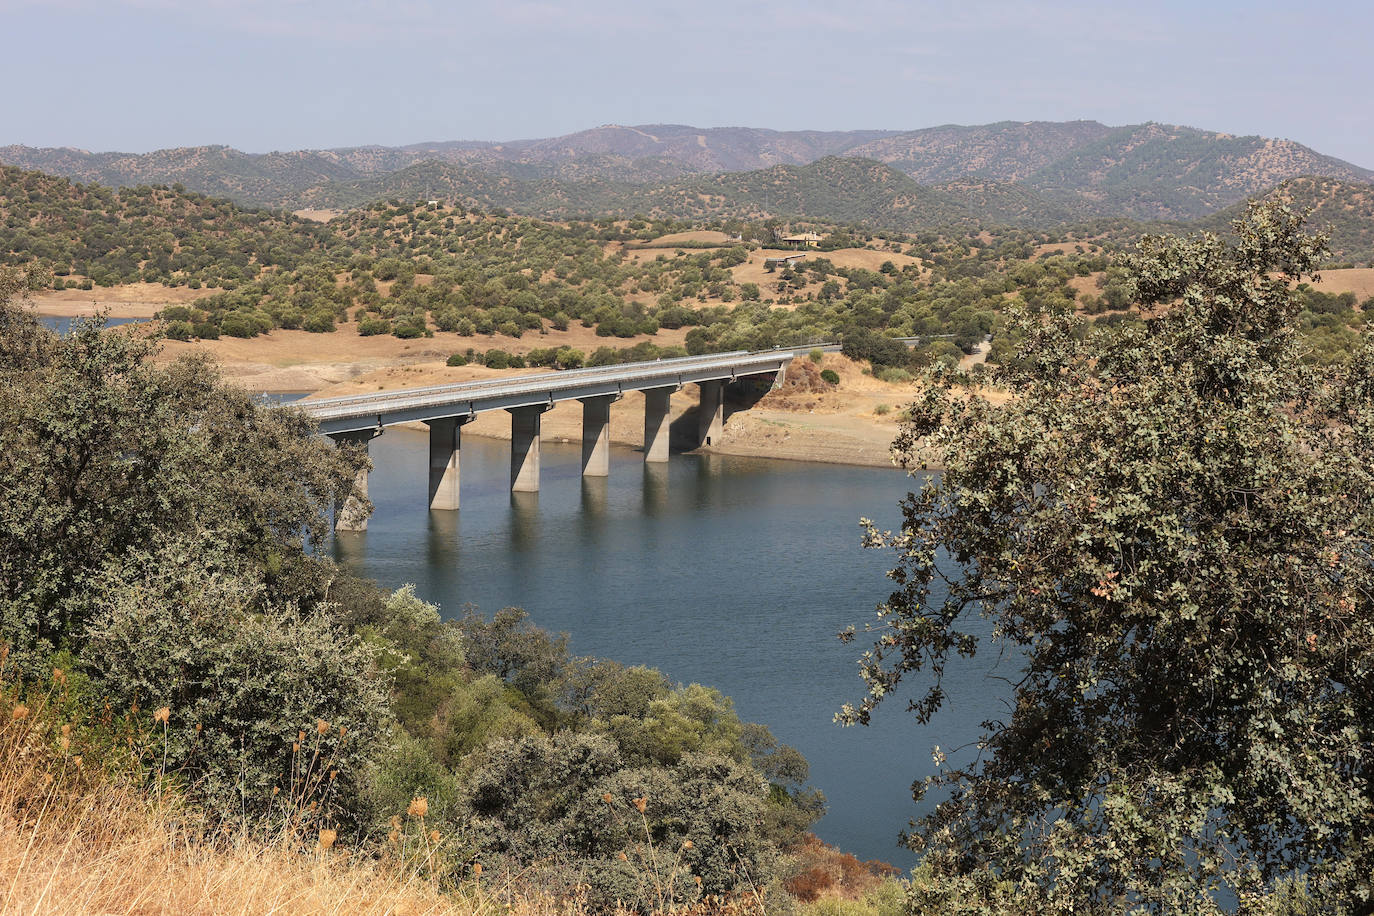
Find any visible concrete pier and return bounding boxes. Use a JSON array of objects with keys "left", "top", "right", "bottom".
[
  {"left": 643, "top": 387, "right": 672, "bottom": 463},
  {"left": 329, "top": 429, "right": 380, "bottom": 532},
  {"left": 580, "top": 395, "right": 615, "bottom": 477},
  {"left": 509, "top": 405, "right": 550, "bottom": 492},
  {"left": 697, "top": 379, "right": 724, "bottom": 447},
  {"left": 424, "top": 416, "right": 469, "bottom": 511}
]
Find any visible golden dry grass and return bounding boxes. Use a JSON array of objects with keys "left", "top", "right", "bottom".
[
  {"left": 27, "top": 283, "right": 214, "bottom": 318},
  {"left": 0, "top": 659, "right": 762, "bottom": 916},
  {"left": 1310, "top": 267, "right": 1374, "bottom": 300}
]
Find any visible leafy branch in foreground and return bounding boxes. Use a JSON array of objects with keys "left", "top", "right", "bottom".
[{"left": 845, "top": 202, "right": 1374, "bottom": 913}]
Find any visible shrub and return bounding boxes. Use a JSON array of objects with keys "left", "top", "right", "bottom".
[
  {"left": 445, "top": 353, "right": 468, "bottom": 367},
  {"left": 159, "top": 306, "right": 192, "bottom": 322},
  {"left": 192, "top": 321, "right": 220, "bottom": 340},
  {"left": 809, "top": 348, "right": 825, "bottom": 364},
  {"left": 83, "top": 562, "right": 390, "bottom": 825},
  {"left": 873, "top": 404, "right": 890, "bottom": 415},
  {"left": 163, "top": 320, "right": 194, "bottom": 341},
  {"left": 483, "top": 349, "right": 511, "bottom": 369},
  {"left": 357, "top": 317, "right": 391, "bottom": 337},
  {"left": 875, "top": 367, "right": 911, "bottom": 384},
  {"left": 302, "top": 312, "right": 335, "bottom": 333},
  {"left": 219, "top": 315, "right": 257, "bottom": 339},
  {"left": 820, "top": 369, "right": 840, "bottom": 385}
]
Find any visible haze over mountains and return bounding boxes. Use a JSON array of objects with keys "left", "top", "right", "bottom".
[{"left": 3, "top": 120, "right": 1372, "bottom": 238}]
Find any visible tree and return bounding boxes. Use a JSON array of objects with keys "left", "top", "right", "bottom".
[
  {"left": 844, "top": 203, "right": 1374, "bottom": 912},
  {"left": 0, "top": 290, "right": 367, "bottom": 667}
]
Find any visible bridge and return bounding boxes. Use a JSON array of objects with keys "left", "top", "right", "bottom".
[{"left": 301, "top": 348, "right": 820, "bottom": 530}]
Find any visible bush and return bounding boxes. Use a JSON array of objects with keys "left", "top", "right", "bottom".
[
  {"left": 192, "top": 322, "right": 220, "bottom": 340},
  {"left": 83, "top": 562, "right": 390, "bottom": 825},
  {"left": 820, "top": 368, "right": 840, "bottom": 385},
  {"left": 219, "top": 315, "right": 257, "bottom": 339},
  {"left": 445, "top": 353, "right": 468, "bottom": 367},
  {"left": 159, "top": 306, "right": 192, "bottom": 322},
  {"left": 357, "top": 317, "right": 391, "bottom": 337},
  {"left": 483, "top": 349, "right": 511, "bottom": 369},
  {"left": 809, "top": 348, "right": 825, "bottom": 364},
  {"left": 875, "top": 367, "right": 911, "bottom": 384},
  {"left": 162, "top": 320, "right": 193, "bottom": 341},
  {"left": 302, "top": 312, "right": 335, "bottom": 333}
]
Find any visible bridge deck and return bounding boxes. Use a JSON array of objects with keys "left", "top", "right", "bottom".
[{"left": 302, "top": 348, "right": 813, "bottom": 435}]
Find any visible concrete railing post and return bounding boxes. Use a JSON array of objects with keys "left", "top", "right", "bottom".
[
  {"left": 579, "top": 394, "right": 615, "bottom": 477},
  {"left": 424, "top": 415, "right": 469, "bottom": 511},
  {"left": 697, "top": 379, "right": 724, "bottom": 448},
  {"left": 643, "top": 387, "right": 672, "bottom": 463},
  {"left": 508, "top": 405, "right": 550, "bottom": 493},
  {"left": 329, "top": 428, "right": 381, "bottom": 532}
]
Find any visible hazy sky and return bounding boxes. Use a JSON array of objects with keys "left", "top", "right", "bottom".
[{"left": 4, "top": 0, "right": 1372, "bottom": 168}]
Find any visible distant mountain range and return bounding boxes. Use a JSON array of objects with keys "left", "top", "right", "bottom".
[{"left": 2, "top": 121, "right": 1371, "bottom": 239}]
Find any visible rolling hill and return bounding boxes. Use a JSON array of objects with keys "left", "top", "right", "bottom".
[{"left": 5, "top": 120, "right": 1369, "bottom": 224}]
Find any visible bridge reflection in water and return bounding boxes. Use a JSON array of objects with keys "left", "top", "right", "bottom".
[{"left": 299, "top": 348, "right": 831, "bottom": 530}]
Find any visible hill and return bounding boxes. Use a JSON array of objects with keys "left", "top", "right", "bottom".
[
  {"left": 844, "top": 120, "right": 1115, "bottom": 183},
  {"left": 1198, "top": 176, "right": 1374, "bottom": 265},
  {"left": 5, "top": 121, "right": 1370, "bottom": 226},
  {"left": 296, "top": 157, "right": 1090, "bottom": 231},
  {"left": 1023, "top": 122, "right": 1374, "bottom": 220},
  {"left": 0, "top": 165, "right": 334, "bottom": 285}
]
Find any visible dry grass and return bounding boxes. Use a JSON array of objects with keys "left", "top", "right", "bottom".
[
  {"left": 0, "top": 654, "right": 763, "bottom": 916},
  {"left": 1310, "top": 267, "right": 1374, "bottom": 300}
]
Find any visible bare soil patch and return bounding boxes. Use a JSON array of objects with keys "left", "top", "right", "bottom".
[
  {"left": 637, "top": 230, "right": 734, "bottom": 246},
  {"left": 1311, "top": 268, "right": 1374, "bottom": 300},
  {"left": 730, "top": 247, "right": 923, "bottom": 292},
  {"left": 153, "top": 321, "right": 688, "bottom": 392},
  {"left": 293, "top": 209, "right": 344, "bottom": 222},
  {"left": 27, "top": 283, "right": 214, "bottom": 318}
]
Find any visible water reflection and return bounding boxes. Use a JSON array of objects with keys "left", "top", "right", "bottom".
[
  {"left": 332, "top": 428, "right": 1007, "bottom": 866},
  {"left": 580, "top": 476, "right": 609, "bottom": 519},
  {"left": 508, "top": 491, "right": 541, "bottom": 550},
  {"left": 642, "top": 463, "right": 669, "bottom": 515}
]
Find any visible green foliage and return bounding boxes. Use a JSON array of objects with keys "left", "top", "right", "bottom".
[
  {"left": 84, "top": 562, "right": 389, "bottom": 824},
  {"left": 444, "top": 352, "right": 468, "bottom": 367},
  {"left": 0, "top": 166, "right": 329, "bottom": 286},
  {"left": 820, "top": 368, "right": 840, "bottom": 385},
  {"left": 846, "top": 203, "right": 1374, "bottom": 912},
  {"left": 0, "top": 307, "right": 366, "bottom": 668},
  {"left": 463, "top": 731, "right": 779, "bottom": 911}
]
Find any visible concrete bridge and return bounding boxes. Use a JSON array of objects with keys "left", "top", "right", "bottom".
[{"left": 302, "top": 348, "right": 821, "bottom": 530}]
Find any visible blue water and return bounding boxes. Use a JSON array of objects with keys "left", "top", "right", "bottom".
[
  {"left": 332, "top": 429, "right": 1011, "bottom": 867},
  {"left": 39, "top": 315, "right": 148, "bottom": 336}
]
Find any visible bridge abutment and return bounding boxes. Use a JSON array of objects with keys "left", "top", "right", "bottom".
[
  {"left": 424, "top": 415, "right": 470, "bottom": 511},
  {"left": 579, "top": 395, "right": 615, "bottom": 477},
  {"left": 329, "top": 428, "right": 381, "bottom": 532},
  {"left": 509, "top": 404, "right": 552, "bottom": 492},
  {"left": 643, "top": 387, "right": 673, "bottom": 463}
]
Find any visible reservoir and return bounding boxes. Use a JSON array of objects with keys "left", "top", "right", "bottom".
[{"left": 334, "top": 427, "right": 1009, "bottom": 867}]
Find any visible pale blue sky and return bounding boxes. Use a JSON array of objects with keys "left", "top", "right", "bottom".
[{"left": 4, "top": 0, "right": 1371, "bottom": 168}]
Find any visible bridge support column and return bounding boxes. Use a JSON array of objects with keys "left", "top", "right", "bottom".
[
  {"left": 424, "top": 415, "right": 470, "bottom": 511},
  {"left": 329, "top": 428, "right": 381, "bottom": 532},
  {"left": 509, "top": 405, "right": 551, "bottom": 493},
  {"left": 697, "top": 379, "right": 724, "bottom": 448},
  {"left": 643, "top": 387, "right": 672, "bottom": 463},
  {"left": 580, "top": 395, "right": 615, "bottom": 477}
]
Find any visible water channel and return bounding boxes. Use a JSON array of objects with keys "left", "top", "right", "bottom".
[{"left": 332, "top": 427, "right": 1012, "bottom": 866}]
